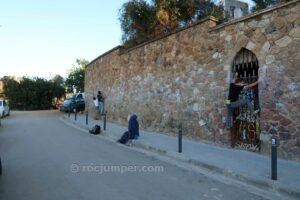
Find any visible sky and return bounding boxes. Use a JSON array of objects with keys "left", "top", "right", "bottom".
[
  {"left": 0, "top": 0, "right": 254, "bottom": 79},
  {"left": 0, "top": 0, "right": 128, "bottom": 78}
]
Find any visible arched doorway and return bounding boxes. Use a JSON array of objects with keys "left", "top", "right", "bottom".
[{"left": 231, "top": 48, "right": 260, "bottom": 151}]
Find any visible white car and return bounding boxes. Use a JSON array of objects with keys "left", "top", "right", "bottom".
[{"left": 0, "top": 100, "right": 10, "bottom": 117}]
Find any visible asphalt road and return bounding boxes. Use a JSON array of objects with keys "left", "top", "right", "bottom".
[{"left": 0, "top": 111, "right": 268, "bottom": 200}]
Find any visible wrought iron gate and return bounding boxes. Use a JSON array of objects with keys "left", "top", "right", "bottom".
[{"left": 231, "top": 48, "right": 260, "bottom": 151}]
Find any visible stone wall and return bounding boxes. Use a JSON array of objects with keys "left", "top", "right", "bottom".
[{"left": 85, "top": 0, "right": 300, "bottom": 161}]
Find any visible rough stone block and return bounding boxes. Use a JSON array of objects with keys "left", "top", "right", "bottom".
[
  {"left": 246, "top": 41, "right": 256, "bottom": 50},
  {"left": 266, "top": 54, "right": 275, "bottom": 64},
  {"left": 275, "top": 36, "right": 293, "bottom": 47},
  {"left": 262, "top": 41, "right": 271, "bottom": 52}
]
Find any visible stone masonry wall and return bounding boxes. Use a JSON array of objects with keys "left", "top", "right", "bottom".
[{"left": 85, "top": 0, "right": 300, "bottom": 161}]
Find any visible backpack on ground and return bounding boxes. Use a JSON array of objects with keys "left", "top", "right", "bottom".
[
  {"left": 89, "top": 125, "right": 101, "bottom": 135},
  {"left": 118, "top": 131, "right": 130, "bottom": 144}
]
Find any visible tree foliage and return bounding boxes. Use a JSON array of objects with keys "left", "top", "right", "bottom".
[
  {"left": 251, "top": 0, "right": 292, "bottom": 12},
  {"left": 194, "top": 0, "right": 227, "bottom": 23},
  {"left": 1, "top": 58, "right": 89, "bottom": 110},
  {"left": 119, "top": 0, "right": 227, "bottom": 47},
  {"left": 251, "top": 0, "right": 277, "bottom": 11},
  {"left": 65, "top": 59, "right": 89, "bottom": 93},
  {"left": 50, "top": 75, "right": 66, "bottom": 107},
  {"left": 1, "top": 76, "right": 65, "bottom": 110},
  {"left": 119, "top": 0, "right": 155, "bottom": 46}
]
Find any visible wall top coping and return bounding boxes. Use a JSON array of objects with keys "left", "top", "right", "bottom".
[
  {"left": 86, "top": 16, "right": 217, "bottom": 67},
  {"left": 87, "top": 45, "right": 121, "bottom": 68},
  {"left": 86, "top": 0, "right": 299, "bottom": 68},
  {"left": 118, "top": 16, "right": 218, "bottom": 55},
  {"left": 210, "top": 0, "right": 300, "bottom": 32}
]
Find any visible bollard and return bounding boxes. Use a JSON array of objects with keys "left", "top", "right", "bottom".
[
  {"left": 271, "top": 137, "right": 277, "bottom": 180},
  {"left": 103, "top": 113, "right": 106, "bottom": 131},
  {"left": 103, "top": 101, "right": 105, "bottom": 115},
  {"left": 68, "top": 107, "right": 70, "bottom": 118},
  {"left": 178, "top": 123, "right": 183, "bottom": 153},
  {"left": 74, "top": 109, "right": 77, "bottom": 121},
  {"left": 86, "top": 111, "right": 88, "bottom": 125}
]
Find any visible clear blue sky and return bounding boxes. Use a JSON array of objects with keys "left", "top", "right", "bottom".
[
  {"left": 0, "top": 0, "right": 254, "bottom": 79},
  {"left": 0, "top": 0, "right": 128, "bottom": 78}
]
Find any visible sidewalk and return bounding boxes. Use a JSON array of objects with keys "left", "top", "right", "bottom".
[{"left": 62, "top": 113, "right": 300, "bottom": 199}]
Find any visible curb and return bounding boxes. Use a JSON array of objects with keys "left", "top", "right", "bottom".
[
  {"left": 133, "top": 141, "right": 300, "bottom": 199},
  {"left": 61, "top": 116, "right": 300, "bottom": 200}
]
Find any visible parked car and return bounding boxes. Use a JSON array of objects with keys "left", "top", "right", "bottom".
[
  {"left": 59, "top": 93, "right": 85, "bottom": 112},
  {"left": 0, "top": 100, "right": 9, "bottom": 176},
  {"left": 0, "top": 99, "right": 10, "bottom": 118}
]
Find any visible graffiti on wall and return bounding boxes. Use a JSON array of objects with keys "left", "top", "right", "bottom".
[
  {"left": 231, "top": 48, "right": 260, "bottom": 151},
  {"left": 233, "top": 88, "right": 260, "bottom": 151}
]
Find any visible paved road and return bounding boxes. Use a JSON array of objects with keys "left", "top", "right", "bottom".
[{"left": 0, "top": 111, "right": 269, "bottom": 200}]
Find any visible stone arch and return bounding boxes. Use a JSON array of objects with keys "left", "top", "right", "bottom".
[
  {"left": 231, "top": 48, "right": 261, "bottom": 151},
  {"left": 233, "top": 48, "right": 259, "bottom": 83},
  {"left": 224, "top": 45, "right": 261, "bottom": 84}
]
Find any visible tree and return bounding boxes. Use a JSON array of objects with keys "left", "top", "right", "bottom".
[
  {"left": 153, "top": 0, "right": 196, "bottom": 32},
  {"left": 251, "top": 0, "right": 292, "bottom": 12},
  {"left": 65, "top": 59, "right": 89, "bottom": 93},
  {"left": 50, "top": 75, "right": 66, "bottom": 107},
  {"left": 119, "top": 0, "right": 155, "bottom": 47},
  {"left": 194, "top": 0, "right": 228, "bottom": 24},
  {"left": 1, "top": 76, "right": 66, "bottom": 110},
  {"left": 1, "top": 77, "right": 20, "bottom": 109},
  {"left": 251, "top": 0, "right": 276, "bottom": 11},
  {"left": 51, "top": 74, "right": 64, "bottom": 86},
  {"left": 0, "top": 76, "right": 12, "bottom": 97},
  {"left": 50, "top": 75, "right": 65, "bottom": 99},
  {"left": 119, "top": 0, "right": 228, "bottom": 48}
]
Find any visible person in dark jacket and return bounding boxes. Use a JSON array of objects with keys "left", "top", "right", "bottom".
[
  {"left": 97, "top": 91, "right": 105, "bottom": 114},
  {"left": 226, "top": 72, "right": 260, "bottom": 128},
  {"left": 128, "top": 114, "right": 139, "bottom": 139}
]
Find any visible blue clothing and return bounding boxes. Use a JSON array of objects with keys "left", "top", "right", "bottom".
[
  {"left": 98, "top": 101, "right": 104, "bottom": 114},
  {"left": 128, "top": 114, "right": 139, "bottom": 139}
]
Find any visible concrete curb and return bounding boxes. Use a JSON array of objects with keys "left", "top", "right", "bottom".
[
  {"left": 61, "top": 116, "right": 300, "bottom": 200},
  {"left": 132, "top": 142, "right": 300, "bottom": 199}
]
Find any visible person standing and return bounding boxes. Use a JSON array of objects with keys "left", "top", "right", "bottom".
[
  {"left": 97, "top": 91, "right": 105, "bottom": 115},
  {"left": 92, "top": 97, "right": 99, "bottom": 119},
  {"left": 93, "top": 97, "right": 99, "bottom": 108},
  {"left": 226, "top": 73, "right": 260, "bottom": 128}
]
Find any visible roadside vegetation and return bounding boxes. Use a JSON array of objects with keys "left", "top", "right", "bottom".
[{"left": 0, "top": 58, "right": 88, "bottom": 110}]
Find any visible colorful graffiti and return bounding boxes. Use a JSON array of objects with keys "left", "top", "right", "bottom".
[{"left": 233, "top": 87, "right": 260, "bottom": 151}]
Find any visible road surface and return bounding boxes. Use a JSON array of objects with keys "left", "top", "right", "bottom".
[{"left": 0, "top": 111, "right": 269, "bottom": 200}]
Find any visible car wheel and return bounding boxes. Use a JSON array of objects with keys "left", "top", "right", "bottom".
[
  {"left": 7, "top": 111, "right": 10, "bottom": 116},
  {"left": 2, "top": 112, "right": 4, "bottom": 118}
]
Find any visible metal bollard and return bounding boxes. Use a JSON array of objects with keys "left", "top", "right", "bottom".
[
  {"left": 103, "top": 113, "right": 106, "bottom": 131},
  {"left": 178, "top": 123, "right": 183, "bottom": 153},
  {"left": 103, "top": 101, "right": 105, "bottom": 115},
  {"left": 74, "top": 109, "right": 77, "bottom": 121},
  {"left": 271, "top": 137, "right": 277, "bottom": 180},
  {"left": 86, "top": 111, "right": 88, "bottom": 125}
]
